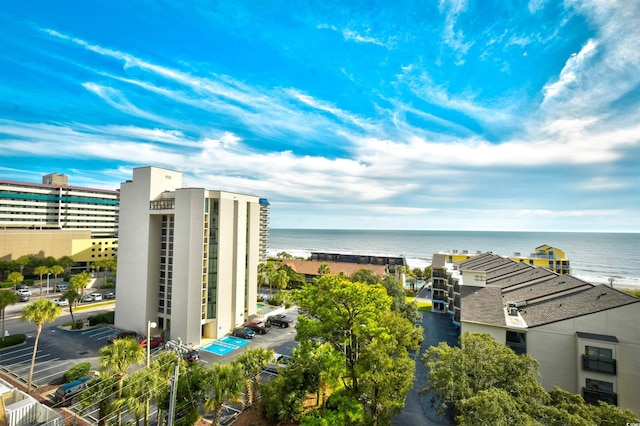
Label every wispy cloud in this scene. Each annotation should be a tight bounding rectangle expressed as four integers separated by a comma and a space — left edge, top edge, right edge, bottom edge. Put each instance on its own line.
439, 0, 474, 64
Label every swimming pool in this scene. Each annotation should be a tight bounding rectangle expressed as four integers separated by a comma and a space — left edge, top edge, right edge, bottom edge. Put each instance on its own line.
200, 335, 251, 356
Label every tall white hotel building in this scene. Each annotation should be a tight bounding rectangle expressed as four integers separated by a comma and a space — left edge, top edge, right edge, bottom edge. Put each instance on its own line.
115, 166, 262, 345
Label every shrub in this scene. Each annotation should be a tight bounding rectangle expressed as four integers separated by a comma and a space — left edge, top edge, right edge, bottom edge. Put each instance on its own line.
88, 311, 115, 326
0, 334, 26, 349
63, 362, 91, 383
72, 320, 84, 330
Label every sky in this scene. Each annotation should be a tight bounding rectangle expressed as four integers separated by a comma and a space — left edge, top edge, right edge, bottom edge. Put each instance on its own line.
0, 1, 638, 232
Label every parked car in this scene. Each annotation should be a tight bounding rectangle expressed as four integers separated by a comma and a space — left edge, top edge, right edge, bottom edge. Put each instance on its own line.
81, 294, 94, 303
232, 327, 255, 339
53, 298, 69, 307
107, 330, 138, 344
183, 349, 200, 363
18, 294, 30, 302
55, 283, 68, 292
104, 292, 115, 300
90, 293, 102, 301
265, 314, 293, 328
139, 335, 165, 349
243, 320, 270, 334
264, 353, 292, 374
16, 288, 31, 297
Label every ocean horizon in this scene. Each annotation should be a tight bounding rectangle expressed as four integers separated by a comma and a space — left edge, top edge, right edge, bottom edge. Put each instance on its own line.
268, 228, 640, 289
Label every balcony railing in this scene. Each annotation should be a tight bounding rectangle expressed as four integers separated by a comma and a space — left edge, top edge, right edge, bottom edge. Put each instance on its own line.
433, 281, 448, 291
432, 272, 448, 279
453, 283, 460, 293
433, 294, 448, 302
583, 388, 617, 406
582, 355, 617, 375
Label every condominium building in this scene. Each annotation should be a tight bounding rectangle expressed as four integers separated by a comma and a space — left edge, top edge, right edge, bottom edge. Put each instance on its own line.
115, 166, 261, 346
0, 174, 119, 263
439, 244, 571, 274
431, 252, 640, 413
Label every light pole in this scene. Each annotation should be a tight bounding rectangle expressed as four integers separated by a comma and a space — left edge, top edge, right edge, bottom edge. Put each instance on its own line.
146, 320, 157, 367
46, 273, 51, 294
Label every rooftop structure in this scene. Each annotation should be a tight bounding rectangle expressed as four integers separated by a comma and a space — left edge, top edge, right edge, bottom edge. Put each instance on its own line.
440, 244, 571, 274
281, 259, 388, 283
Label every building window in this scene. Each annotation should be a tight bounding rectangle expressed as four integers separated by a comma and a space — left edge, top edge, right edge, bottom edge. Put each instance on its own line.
583, 346, 616, 375
506, 331, 526, 354
583, 379, 617, 406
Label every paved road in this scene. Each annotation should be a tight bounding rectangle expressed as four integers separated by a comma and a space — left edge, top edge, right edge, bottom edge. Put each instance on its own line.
392, 311, 458, 426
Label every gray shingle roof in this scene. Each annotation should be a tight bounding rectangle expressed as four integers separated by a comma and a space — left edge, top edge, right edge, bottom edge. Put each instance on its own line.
460, 285, 505, 326
503, 275, 591, 302
431, 253, 446, 269
520, 285, 640, 327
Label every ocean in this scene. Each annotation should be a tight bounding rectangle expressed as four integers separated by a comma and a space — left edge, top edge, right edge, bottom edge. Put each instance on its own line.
268, 229, 640, 289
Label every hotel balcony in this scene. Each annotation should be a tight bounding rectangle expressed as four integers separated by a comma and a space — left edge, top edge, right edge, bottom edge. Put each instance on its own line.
582, 355, 617, 375
433, 280, 448, 291
453, 283, 460, 293
432, 293, 448, 302
583, 388, 617, 406
432, 272, 448, 280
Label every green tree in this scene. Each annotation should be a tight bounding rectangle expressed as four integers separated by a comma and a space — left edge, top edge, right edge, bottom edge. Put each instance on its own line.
295, 275, 392, 393
76, 375, 118, 426
277, 251, 293, 259
271, 268, 289, 294
115, 371, 149, 426
258, 262, 277, 295
50, 264, 64, 289
422, 332, 549, 416
61, 286, 82, 323
381, 275, 420, 323
34, 265, 50, 296
100, 338, 145, 426
318, 263, 331, 276
70, 271, 92, 298
293, 341, 345, 406
348, 268, 381, 284
7, 271, 24, 291
21, 299, 61, 392
158, 360, 209, 426
15, 256, 30, 274
57, 255, 75, 272
0, 290, 19, 340
204, 362, 245, 426
236, 347, 275, 407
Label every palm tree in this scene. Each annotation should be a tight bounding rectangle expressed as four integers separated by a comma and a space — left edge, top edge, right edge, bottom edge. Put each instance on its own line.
21, 299, 61, 392
236, 348, 275, 407
76, 375, 118, 426
50, 264, 64, 289
61, 287, 81, 322
318, 263, 331, 276
115, 372, 148, 426
7, 271, 24, 292
258, 262, 276, 295
70, 271, 92, 298
100, 338, 145, 426
0, 290, 19, 340
34, 265, 50, 296
204, 362, 245, 426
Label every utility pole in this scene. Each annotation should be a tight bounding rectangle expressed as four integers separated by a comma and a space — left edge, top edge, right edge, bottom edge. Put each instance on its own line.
163, 338, 193, 426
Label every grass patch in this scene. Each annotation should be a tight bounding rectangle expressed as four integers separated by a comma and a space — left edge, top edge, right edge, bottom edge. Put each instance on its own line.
418, 305, 432, 312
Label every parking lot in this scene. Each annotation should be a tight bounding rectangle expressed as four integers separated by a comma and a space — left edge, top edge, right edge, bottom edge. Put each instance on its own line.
0, 323, 117, 388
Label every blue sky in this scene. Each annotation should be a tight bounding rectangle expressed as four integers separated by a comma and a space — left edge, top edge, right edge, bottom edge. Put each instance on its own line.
1, 1, 638, 232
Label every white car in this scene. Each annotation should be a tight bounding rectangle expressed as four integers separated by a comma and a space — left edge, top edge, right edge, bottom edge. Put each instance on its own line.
16, 288, 32, 297
90, 293, 102, 301
54, 298, 69, 307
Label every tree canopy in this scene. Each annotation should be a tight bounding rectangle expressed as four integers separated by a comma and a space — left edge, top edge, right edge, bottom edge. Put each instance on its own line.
422, 332, 640, 425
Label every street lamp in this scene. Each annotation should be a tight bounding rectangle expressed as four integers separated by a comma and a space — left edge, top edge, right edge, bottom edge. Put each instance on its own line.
146, 320, 157, 367
46, 273, 51, 294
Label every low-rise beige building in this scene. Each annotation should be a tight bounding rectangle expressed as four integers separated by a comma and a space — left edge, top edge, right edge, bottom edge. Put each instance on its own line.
432, 252, 640, 414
